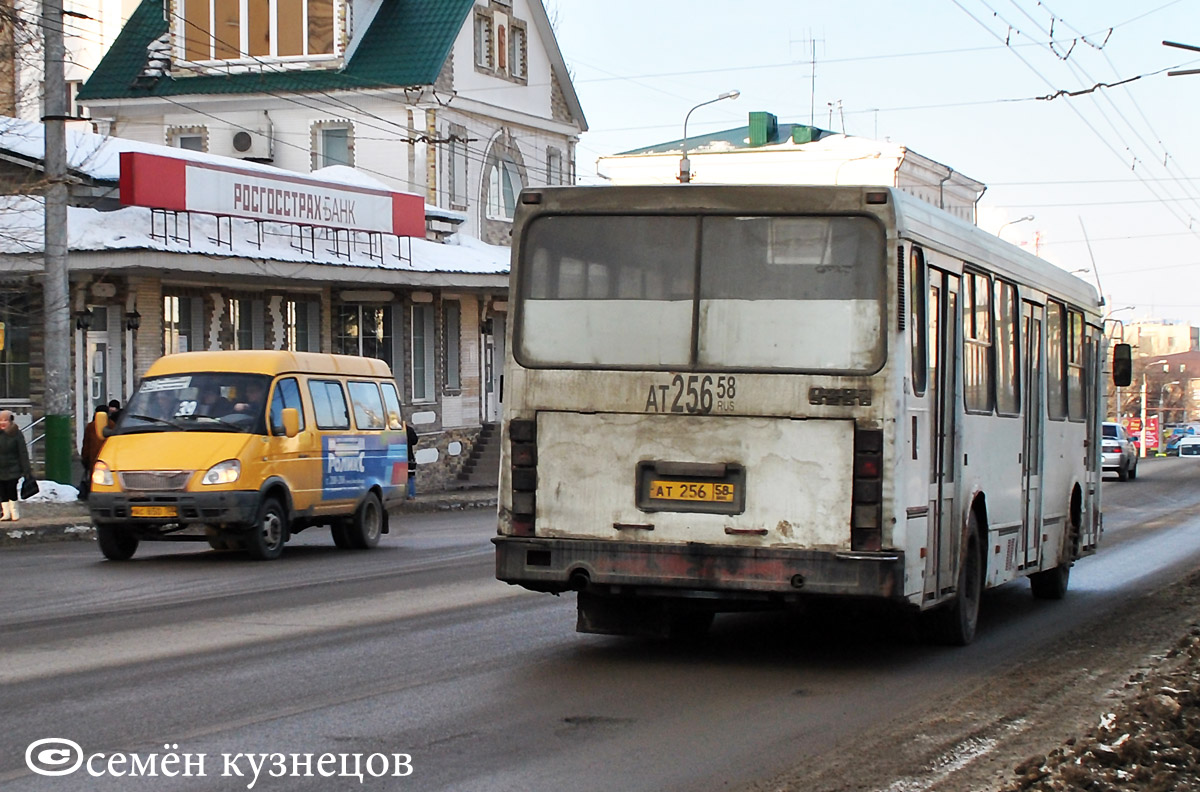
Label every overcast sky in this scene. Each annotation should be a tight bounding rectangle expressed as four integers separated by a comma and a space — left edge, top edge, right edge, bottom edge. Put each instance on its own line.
549, 0, 1200, 327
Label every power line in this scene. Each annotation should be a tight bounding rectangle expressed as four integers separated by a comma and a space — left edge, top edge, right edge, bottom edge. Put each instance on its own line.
952, 0, 1200, 243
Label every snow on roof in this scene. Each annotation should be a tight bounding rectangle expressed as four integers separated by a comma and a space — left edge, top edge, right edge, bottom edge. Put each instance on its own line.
0, 116, 426, 196
0, 195, 508, 275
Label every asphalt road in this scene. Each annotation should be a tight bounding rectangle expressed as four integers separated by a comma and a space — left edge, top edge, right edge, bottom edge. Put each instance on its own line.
2, 459, 1199, 791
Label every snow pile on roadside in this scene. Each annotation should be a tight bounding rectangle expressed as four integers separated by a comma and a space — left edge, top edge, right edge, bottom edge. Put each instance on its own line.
21, 478, 81, 503
1001, 577, 1200, 792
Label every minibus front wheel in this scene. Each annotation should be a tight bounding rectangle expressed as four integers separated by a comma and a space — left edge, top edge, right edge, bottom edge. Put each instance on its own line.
97, 524, 138, 561
246, 497, 286, 560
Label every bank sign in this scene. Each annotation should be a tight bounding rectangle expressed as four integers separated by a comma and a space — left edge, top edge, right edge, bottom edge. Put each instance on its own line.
118, 151, 425, 237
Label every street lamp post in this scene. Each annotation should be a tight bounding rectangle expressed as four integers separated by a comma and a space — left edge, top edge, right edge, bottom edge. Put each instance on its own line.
997, 215, 1034, 238
679, 90, 740, 184
1160, 380, 1181, 453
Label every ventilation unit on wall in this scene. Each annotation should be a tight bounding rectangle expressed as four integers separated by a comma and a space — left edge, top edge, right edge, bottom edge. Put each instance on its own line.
216, 116, 274, 161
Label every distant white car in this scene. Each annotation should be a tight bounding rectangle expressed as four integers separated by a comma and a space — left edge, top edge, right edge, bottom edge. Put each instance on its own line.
1101, 422, 1138, 481
1177, 436, 1200, 458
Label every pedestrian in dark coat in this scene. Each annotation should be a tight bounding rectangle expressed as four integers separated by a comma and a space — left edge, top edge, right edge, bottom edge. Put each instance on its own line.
0, 410, 32, 521
80, 405, 108, 499
406, 421, 419, 498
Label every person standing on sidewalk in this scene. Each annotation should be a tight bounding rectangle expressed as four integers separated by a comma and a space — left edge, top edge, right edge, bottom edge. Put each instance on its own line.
0, 409, 32, 521
79, 405, 108, 500
406, 420, 419, 499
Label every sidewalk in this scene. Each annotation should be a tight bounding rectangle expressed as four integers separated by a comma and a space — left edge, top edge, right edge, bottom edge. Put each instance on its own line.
0, 487, 498, 548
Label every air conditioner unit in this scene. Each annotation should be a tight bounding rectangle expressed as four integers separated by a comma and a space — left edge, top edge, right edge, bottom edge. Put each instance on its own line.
228, 127, 273, 161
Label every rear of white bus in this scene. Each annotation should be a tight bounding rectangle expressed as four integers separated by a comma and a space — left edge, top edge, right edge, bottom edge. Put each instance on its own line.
494, 185, 902, 637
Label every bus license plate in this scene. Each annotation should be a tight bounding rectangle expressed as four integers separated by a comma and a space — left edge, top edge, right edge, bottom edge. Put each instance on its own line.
131, 505, 177, 518
648, 480, 735, 503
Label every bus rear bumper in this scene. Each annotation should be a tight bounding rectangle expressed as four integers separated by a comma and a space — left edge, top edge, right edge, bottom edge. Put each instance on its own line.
493, 536, 904, 601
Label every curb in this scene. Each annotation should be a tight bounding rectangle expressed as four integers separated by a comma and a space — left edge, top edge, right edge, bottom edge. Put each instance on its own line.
0, 494, 498, 548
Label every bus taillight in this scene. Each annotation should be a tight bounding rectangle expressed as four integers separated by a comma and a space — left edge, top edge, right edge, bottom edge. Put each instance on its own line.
509, 419, 537, 536
852, 428, 883, 551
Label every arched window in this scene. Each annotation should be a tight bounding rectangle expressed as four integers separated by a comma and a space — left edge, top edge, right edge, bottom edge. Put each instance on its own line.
486, 156, 523, 220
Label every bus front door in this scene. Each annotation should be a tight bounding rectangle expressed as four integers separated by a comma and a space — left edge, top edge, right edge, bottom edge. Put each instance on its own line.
1021, 302, 1045, 569
927, 270, 962, 601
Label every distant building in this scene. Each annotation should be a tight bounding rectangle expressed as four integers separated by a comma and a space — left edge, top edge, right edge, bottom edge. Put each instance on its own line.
1129, 321, 1199, 359
596, 111, 986, 224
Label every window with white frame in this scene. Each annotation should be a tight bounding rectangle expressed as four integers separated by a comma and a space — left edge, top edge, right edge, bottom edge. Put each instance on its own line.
473, 2, 527, 82
444, 301, 461, 391
473, 10, 492, 69
0, 293, 31, 400
311, 122, 353, 169
411, 304, 435, 401
334, 303, 394, 370
446, 125, 469, 209
285, 299, 320, 352
66, 80, 89, 119
169, 125, 207, 152
486, 155, 522, 221
508, 20, 527, 81
228, 296, 261, 349
163, 293, 204, 354
179, 0, 337, 63
546, 147, 563, 185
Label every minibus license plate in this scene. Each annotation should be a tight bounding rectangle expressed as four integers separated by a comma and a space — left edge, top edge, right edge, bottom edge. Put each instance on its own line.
648, 480, 735, 503
131, 505, 177, 518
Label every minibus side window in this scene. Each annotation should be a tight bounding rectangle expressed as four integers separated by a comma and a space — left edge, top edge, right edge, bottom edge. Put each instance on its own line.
269, 378, 305, 435
348, 381, 386, 430
310, 380, 351, 430
381, 382, 404, 430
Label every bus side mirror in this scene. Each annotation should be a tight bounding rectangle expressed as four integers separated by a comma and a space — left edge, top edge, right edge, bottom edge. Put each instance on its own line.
1112, 343, 1132, 387
281, 408, 300, 438
95, 411, 111, 437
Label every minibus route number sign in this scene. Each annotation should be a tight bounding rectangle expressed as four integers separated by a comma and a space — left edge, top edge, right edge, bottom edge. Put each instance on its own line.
644, 374, 736, 414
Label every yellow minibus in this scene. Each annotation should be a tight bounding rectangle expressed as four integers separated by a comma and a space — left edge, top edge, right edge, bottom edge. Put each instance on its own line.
88, 351, 410, 560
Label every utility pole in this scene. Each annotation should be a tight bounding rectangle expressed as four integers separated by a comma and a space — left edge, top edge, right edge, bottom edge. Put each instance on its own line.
42, 0, 72, 483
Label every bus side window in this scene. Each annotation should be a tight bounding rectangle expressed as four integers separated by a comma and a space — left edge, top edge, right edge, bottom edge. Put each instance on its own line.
1046, 301, 1068, 421
994, 279, 1020, 416
381, 381, 404, 430
910, 247, 927, 396
310, 380, 351, 430
348, 381, 386, 430
1067, 309, 1086, 420
963, 269, 994, 413
269, 378, 305, 435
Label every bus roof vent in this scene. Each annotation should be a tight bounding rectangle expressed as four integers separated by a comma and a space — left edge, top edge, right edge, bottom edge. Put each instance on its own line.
749, 112, 778, 147
792, 125, 817, 145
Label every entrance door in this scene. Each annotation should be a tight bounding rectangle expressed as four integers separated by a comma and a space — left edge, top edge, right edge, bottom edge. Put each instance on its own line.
1080, 326, 1101, 551
484, 313, 506, 423
1021, 302, 1044, 569
926, 270, 961, 600
87, 331, 110, 410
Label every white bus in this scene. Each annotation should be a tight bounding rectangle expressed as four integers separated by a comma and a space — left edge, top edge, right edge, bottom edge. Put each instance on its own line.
494, 184, 1130, 645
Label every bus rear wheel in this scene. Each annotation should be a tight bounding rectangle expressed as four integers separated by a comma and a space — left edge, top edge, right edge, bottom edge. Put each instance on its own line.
346, 493, 383, 549
1030, 563, 1070, 600
926, 515, 983, 646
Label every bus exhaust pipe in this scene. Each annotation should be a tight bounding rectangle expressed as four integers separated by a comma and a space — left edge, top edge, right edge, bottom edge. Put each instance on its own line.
568, 569, 591, 592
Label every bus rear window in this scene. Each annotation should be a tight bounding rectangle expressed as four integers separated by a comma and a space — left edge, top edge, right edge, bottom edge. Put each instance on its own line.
516, 214, 885, 373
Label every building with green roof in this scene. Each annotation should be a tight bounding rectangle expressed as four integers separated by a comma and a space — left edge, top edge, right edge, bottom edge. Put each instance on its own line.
81, 0, 587, 245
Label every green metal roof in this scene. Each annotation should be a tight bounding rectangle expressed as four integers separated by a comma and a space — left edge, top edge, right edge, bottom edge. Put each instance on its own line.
79, 0, 476, 101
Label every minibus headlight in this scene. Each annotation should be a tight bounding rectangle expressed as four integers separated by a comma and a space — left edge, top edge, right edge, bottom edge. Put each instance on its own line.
202, 459, 241, 485
91, 460, 114, 487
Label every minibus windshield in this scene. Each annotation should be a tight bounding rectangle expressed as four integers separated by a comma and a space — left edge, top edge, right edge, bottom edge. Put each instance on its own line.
117, 373, 272, 434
